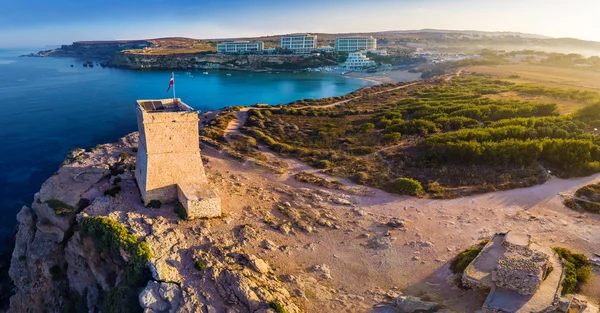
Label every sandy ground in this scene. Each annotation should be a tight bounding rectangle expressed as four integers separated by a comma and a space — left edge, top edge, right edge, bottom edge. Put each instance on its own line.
196, 141, 600, 312
336, 69, 423, 84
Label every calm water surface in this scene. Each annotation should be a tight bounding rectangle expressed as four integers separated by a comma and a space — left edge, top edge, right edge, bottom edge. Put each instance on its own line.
0, 49, 378, 240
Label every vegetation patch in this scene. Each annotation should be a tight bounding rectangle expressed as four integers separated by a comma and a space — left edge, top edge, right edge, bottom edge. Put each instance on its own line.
45, 199, 75, 216
450, 241, 488, 274
79, 217, 151, 313
145, 200, 162, 209
386, 178, 424, 196
174, 202, 188, 220
194, 260, 206, 271
564, 182, 600, 213
104, 186, 122, 197
269, 301, 286, 313
80, 216, 152, 286
552, 247, 592, 294
237, 76, 600, 198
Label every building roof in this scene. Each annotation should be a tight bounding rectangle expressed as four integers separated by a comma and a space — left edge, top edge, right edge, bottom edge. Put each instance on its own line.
137, 99, 195, 113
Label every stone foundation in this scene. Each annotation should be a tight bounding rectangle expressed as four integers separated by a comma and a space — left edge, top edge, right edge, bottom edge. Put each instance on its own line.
177, 184, 221, 219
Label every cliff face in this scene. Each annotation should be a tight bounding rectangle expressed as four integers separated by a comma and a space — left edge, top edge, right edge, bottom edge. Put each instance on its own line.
25, 41, 153, 60
8, 133, 300, 313
107, 53, 337, 70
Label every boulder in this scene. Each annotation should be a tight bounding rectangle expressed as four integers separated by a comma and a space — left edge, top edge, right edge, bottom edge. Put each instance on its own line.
395, 295, 438, 313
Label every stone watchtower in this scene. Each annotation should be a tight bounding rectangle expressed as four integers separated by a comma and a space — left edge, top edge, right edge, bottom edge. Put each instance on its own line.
135, 98, 221, 218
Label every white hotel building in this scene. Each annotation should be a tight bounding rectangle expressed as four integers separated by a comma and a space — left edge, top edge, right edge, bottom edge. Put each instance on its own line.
280, 34, 317, 54
335, 36, 377, 52
342, 52, 376, 69
217, 41, 264, 54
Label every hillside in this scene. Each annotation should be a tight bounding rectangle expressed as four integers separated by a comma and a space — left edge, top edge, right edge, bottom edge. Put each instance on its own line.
201, 72, 600, 198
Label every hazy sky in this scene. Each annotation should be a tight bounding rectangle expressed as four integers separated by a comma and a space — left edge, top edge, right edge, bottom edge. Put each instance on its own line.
1, 0, 599, 48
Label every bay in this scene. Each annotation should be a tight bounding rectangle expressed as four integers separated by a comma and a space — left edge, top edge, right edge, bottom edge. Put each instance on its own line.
0, 49, 377, 239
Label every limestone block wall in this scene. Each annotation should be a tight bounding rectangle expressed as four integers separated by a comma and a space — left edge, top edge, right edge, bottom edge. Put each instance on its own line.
177, 184, 221, 219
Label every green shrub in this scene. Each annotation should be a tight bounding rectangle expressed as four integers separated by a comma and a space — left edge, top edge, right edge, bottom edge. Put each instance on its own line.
359, 123, 375, 133
386, 178, 424, 196
146, 200, 162, 209
349, 146, 376, 155
382, 132, 401, 144
174, 202, 188, 220
315, 160, 332, 169
451, 247, 483, 274
104, 186, 122, 197
50, 265, 62, 281
80, 216, 152, 287
552, 247, 592, 294
45, 199, 75, 216
194, 260, 206, 271
354, 172, 370, 183
269, 301, 286, 313
113, 177, 122, 185
119, 152, 128, 160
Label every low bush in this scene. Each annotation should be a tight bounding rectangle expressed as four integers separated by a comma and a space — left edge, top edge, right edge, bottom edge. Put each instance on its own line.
194, 260, 206, 271
104, 186, 122, 197
80, 217, 152, 287
552, 247, 592, 294
386, 178, 424, 196
269, 301, 286, 313
146, 200, 162, 209
174, 202, 188, 220
451, 246, 484, 274
315, 160, 332, 169
382, 132, 401, 144
45, 199, 75, 216
113, 177, 122, 185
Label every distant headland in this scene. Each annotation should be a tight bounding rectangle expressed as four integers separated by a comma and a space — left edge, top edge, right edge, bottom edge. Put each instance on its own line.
22, 29, 600, 72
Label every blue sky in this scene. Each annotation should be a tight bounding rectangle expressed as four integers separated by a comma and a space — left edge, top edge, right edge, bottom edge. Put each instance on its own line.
1, 0, 599, 47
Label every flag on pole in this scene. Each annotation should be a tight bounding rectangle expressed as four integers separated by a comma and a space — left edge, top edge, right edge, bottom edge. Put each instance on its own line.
166, 72, 174, 92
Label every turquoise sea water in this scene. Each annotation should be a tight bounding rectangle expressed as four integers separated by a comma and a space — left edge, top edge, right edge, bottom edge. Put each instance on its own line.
0, 49, 377, 239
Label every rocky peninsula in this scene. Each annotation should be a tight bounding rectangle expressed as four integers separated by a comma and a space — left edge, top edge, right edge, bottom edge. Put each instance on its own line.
8, 127, 600, 312
23, 39, 338, 71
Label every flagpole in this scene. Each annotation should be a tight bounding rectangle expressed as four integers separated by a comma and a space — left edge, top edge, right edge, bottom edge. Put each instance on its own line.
172, 72, 176, 103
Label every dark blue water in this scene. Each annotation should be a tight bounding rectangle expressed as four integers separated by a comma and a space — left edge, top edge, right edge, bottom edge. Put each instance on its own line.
0, 49, 375, 239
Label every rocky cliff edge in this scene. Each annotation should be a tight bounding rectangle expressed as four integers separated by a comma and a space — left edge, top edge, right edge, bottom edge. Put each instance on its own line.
8, 133, 300, 313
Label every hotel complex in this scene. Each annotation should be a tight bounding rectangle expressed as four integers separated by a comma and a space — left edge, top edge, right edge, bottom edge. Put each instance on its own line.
217, 41, 264, 54
280, 34, 318, 54
342, 52, 376, 69
335, 36, 377, 52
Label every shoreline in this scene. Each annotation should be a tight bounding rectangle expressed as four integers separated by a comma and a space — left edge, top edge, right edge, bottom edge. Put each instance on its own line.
327, 68, 423, 84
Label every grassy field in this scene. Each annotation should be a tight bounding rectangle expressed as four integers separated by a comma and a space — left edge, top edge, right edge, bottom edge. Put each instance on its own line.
465, 64, 600, 92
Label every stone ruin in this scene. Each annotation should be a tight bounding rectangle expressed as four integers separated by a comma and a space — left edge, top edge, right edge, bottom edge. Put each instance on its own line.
135, 98, 221, 218
492, 235, 551, 296
462, 232, 598, 313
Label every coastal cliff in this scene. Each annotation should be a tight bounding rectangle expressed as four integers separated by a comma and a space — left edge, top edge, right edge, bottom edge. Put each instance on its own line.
25, 40, 337, 71
107, 53, 336, 71
8, 133, 300, 313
